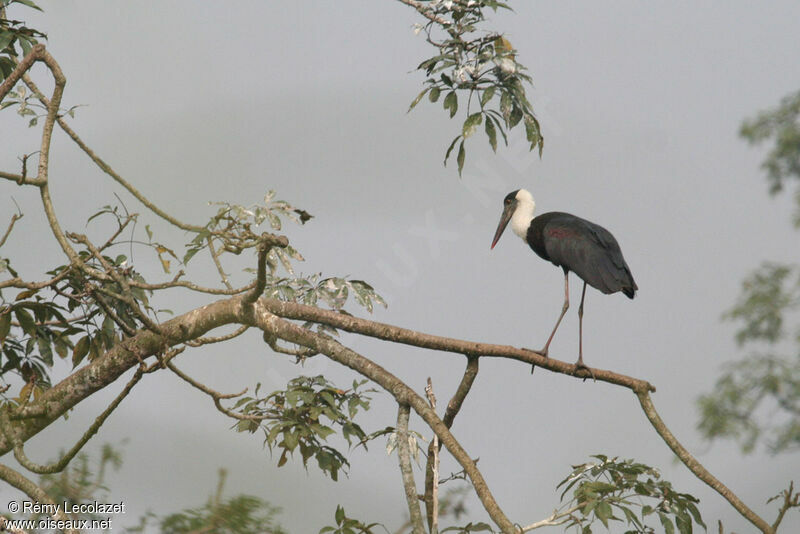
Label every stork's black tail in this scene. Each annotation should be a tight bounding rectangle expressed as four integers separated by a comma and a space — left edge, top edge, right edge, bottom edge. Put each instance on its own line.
622, 273, 638, 299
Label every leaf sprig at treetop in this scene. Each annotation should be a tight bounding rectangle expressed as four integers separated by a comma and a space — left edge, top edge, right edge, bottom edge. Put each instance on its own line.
407, 0, 543, 175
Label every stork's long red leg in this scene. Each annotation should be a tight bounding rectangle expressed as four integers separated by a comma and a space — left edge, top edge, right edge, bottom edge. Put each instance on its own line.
540, 270, 570, 356
577, 281, 587, 366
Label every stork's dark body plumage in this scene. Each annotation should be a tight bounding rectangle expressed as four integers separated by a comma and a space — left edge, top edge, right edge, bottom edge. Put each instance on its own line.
527, 212, 637, 299
490, 189, 637, 371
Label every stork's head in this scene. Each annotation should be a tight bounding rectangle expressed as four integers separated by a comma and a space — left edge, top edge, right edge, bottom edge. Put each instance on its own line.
490, 189, 536, 249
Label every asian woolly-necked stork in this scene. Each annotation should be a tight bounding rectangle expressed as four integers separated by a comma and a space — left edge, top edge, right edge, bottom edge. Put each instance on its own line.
490, 189, 637, 371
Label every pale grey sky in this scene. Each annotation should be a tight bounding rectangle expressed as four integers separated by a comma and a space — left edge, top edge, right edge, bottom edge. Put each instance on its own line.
2, 1, 799, 533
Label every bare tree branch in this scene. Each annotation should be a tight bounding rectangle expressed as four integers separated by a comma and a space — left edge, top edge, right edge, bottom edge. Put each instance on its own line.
185, 325, 249, 347
262, 299, 655, 393
0, 285, 770, 533
18, 72, 205, 233
423, 358, 479, 530
244, 233, 289, 303
253, 308, 518, 534
636, 391, 774, 534
519, 505, 581, 532
396, 403, 426, 534
166, 360, 276, 422
0, 212, 22, 248
771, 481, 799, 531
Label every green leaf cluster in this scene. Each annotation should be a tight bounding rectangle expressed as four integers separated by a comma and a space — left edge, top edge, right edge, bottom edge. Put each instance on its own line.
1, 209, 158, 394
698, 354, 800, 454
408, 1, 543, 175
698, 260, 800, 454
156, 494, 287, 534
740, 90, 800, 227
263, 274, 387, 318
184, 191, 309, 268
557, 455, 706, 534
233, 376, 374, 481
319, 505, 381, 534
723, 263, 800, 346
0, 0, 45, 82
441, 521, 493, 532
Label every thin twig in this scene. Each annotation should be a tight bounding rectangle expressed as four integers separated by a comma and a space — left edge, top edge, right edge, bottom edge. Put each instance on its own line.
0, 367, 143, 475
0, 212, 22, 248
207, 235, 233, 290
771, 480, 799, 531
20, 72, 205, 233
519, 505, 581, 532
166, 360, 273, 422
185, 325, 249, 347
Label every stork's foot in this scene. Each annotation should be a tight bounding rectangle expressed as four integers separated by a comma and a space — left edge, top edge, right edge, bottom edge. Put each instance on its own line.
523, 346, 548, 375
573, 361, 596, 381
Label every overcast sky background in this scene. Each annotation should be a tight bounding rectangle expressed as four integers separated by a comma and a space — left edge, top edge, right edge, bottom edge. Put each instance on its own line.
2, 1, 800, 533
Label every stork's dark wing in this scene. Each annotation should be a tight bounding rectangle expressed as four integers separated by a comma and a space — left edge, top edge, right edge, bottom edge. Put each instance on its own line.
537, 212, 637, 298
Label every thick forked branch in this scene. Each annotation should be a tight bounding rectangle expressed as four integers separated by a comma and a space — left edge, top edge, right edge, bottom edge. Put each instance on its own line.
0, 46, 107, 275
251, 308, 519, 534
771, 481, 799, 532
0, 289, 770, 533
0, 296, 248, 454
425, 358, 479, 530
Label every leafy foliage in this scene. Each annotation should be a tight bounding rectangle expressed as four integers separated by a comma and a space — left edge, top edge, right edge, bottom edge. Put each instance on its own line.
1, 219, 155, 394
0, 0, 45, 82
557, 455, 706, 534
184, 191, 308, 268
319, 505, 383, 534
698, 90, 800, 456
698, 353, 800, 454
30, 450, 288, 534
0, 84, 81, 126
740, 90, 800, 227
23, 443, 122, 525
440, 521, 494, 533
407, 0, 543, 175
264, 274, 387, 333
154, 495, 286, 534
723, 263, 800, 346
233, 376, 374, 481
